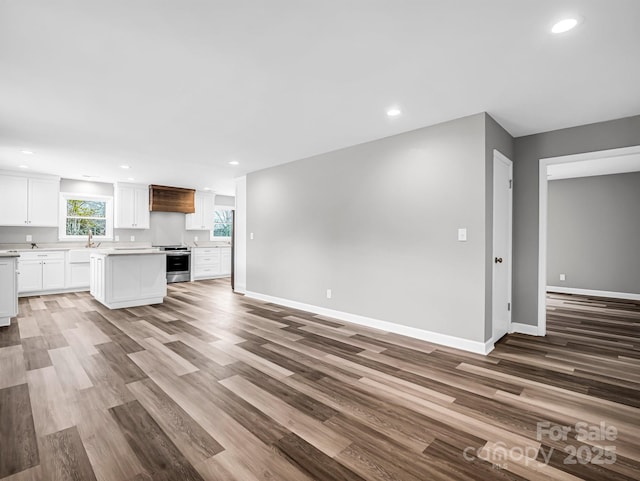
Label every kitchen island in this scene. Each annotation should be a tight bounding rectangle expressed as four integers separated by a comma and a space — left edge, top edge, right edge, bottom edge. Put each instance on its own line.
90, 249, 167, 309
0, 252, 19, 327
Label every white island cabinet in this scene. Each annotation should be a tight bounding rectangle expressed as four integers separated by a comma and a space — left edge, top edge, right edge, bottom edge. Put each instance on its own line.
90, 249, 166, 309
0, 253, 19, 327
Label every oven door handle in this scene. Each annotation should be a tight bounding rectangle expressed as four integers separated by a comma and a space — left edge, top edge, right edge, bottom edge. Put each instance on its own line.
165, 252, 191, 256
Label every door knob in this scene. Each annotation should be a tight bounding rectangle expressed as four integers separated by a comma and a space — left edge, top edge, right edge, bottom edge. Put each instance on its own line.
495, 257, 503, 264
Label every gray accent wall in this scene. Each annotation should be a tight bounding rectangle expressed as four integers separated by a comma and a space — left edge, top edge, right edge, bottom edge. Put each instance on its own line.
547, 172, 640, 294
247, 113, 490, 343
513, 115, 640, 326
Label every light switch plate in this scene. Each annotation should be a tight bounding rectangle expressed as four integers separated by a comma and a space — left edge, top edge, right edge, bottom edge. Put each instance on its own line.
130, 235, 135, 242
458, 228, 467, 241
560, 274, 566, 281
250, 233, 254, 240
194, 236, 198, 242
326, 289, 332, 299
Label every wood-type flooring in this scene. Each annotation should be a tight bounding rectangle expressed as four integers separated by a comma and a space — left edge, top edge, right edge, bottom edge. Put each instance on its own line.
0, 281, 639, 480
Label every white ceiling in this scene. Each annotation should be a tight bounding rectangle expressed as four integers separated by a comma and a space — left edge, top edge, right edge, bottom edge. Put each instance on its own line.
1, 1, 639, 195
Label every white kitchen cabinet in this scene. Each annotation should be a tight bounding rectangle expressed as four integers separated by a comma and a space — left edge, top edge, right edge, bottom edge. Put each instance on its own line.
0, 175, 28, 225
90, 251, 166, 309
18, 251, 66, 294
114, 183, 150, 229
0, 172, 59, 227
67, 250, 91, 289
192, 247, 220, 279
185, 191, 214, 231
192, 246, 231, 280
28, 177, 60, 226
220, 247, 232, 275
0, 256, 19, 327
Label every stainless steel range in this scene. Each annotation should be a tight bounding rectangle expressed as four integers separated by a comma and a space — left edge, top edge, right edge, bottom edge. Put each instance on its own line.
157, 246, 191, 283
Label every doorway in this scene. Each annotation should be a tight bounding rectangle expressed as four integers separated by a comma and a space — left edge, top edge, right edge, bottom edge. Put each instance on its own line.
537, 145, 640, 335
492, 150, 513, 342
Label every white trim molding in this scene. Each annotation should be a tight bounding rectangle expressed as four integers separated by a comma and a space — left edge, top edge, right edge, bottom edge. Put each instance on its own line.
538, 144, 640, 337
245, 291, 495, 355
510, 322, 540, 336
547, 286, 640, 301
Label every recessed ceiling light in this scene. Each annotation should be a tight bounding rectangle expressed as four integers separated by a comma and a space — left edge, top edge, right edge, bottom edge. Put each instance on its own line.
552, 18, 579, 34
386, 108, 401, 117
228, 161, 239, 165
21, 150, 33, 155
18, 164, 29, 169
203, 187, 212, 191
120, 164, 131, 169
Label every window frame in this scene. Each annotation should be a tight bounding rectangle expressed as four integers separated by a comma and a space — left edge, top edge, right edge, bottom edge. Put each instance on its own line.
210, 206, 233, 241
58, 192, 114, 241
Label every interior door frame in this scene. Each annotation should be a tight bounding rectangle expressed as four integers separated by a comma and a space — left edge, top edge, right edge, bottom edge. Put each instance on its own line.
537, 144, 640, 335
492, 149, 513, 339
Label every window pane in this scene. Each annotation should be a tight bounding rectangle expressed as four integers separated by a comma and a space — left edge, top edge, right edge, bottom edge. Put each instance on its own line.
67, 199, 106, 218
214, 210, 233, 223
213, 223, 232, 237
66, 218, 106, 236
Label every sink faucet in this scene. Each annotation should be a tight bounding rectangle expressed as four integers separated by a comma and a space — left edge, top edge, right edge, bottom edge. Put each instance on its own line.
86, 229, 95, 248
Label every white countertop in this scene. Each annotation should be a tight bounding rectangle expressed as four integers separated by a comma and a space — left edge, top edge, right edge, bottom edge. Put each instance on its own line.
91, 248, 164, 256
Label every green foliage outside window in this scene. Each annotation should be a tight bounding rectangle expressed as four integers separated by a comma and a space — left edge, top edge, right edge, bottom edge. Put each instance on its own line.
66, 199, 107, 236
213, 209, 233, 237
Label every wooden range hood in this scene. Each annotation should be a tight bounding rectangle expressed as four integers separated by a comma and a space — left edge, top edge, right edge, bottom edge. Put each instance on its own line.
149, 185, 196, 213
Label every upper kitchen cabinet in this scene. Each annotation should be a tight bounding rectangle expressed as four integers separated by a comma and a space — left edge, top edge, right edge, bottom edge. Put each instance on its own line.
0, 172, 60, 226
185, 191, 214, 230
114, 183, 150, 229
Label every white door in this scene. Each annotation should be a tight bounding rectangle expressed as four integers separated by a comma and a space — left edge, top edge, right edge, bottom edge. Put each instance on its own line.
0, 175, 29, 226
492, 150, 513, 342
42, 259, 66, 290
18, 260, 43, 292
134, 186, 150, 229
115, 184, 136, 228
28, 178, 60, 226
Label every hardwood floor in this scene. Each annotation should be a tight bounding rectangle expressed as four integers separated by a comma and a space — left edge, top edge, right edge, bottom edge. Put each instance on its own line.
1, 282, 639, 480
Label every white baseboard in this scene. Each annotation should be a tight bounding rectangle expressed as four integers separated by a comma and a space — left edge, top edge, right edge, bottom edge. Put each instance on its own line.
244, 291, 494, 355
547, 286, 640, 301
510, 322, 539, 336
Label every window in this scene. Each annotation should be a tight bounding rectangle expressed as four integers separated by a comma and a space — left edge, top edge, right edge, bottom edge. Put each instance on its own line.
211, 208, 233, 239
59, 193, 113, 240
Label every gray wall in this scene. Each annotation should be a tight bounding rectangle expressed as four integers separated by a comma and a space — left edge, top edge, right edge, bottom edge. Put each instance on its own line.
484, 114, 515, 340
247, 113, 489, 343
547, 172, 640, 294
513, 115, 640, 326
215, 194, 235, 207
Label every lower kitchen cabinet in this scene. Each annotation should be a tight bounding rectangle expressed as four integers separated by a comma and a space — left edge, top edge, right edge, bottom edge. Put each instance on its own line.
192, 246, 231, 280
18, 251, 66, 294
0, 256, 18, 327
67, 249, 91, 289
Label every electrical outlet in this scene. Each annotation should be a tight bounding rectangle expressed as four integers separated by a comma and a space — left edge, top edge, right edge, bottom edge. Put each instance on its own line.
458, 228, 467, 241
130, 235, 135, 242
115, 235, 120, 242
26, 234, 32, 242
194, 236, 198, 242
326, 289, 332, 299
250, 232, 254, 240
560, 274, 566, 281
